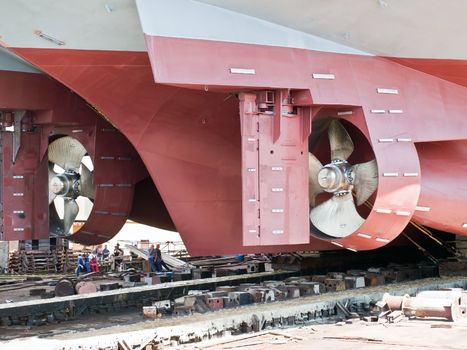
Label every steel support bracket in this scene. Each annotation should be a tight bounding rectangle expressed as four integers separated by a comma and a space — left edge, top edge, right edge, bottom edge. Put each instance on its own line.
12, 110, 26, 164
240, 90, 311, 246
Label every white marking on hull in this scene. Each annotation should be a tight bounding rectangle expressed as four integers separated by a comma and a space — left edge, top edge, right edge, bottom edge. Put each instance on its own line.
377, 88, 399, 94
312, 73, 335, 79
230, 68, 256, 75
415, 206, 430, 212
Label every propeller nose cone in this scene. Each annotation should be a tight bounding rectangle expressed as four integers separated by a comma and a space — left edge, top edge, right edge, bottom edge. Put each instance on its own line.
317, 164, 345, 193
50, 175, 66, 195
49, 172, 79, 198
318, 167, 337, 189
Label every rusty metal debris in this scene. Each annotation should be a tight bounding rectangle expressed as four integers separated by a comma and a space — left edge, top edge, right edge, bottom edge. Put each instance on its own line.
402, 297, 460, 321
141, 265, 435, 321
378, 287, 467, 322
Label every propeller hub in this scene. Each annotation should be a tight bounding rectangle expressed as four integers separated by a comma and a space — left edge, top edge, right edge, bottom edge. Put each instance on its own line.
318, 166, 340, 192
317, 161, 352, 193
50, 172, 80, 198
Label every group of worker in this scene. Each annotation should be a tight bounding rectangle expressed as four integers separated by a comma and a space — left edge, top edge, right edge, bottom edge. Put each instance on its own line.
75, 244, 111, 277
76, 243, 170, 277
148, 243, 171, 272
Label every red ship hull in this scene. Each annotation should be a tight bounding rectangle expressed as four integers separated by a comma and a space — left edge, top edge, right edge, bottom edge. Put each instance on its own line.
0, 35, 464, 255
0, 0, 466, 255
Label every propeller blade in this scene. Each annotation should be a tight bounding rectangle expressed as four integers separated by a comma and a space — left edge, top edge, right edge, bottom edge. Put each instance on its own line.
48, 162, 57, 204
352, 159, 378, 206
48, 136, 86, 171
49, 202, 64, 236
80, 163, 96, 200
63, 198, 79, 235
310, 192, 364, 238
328, 120, 354, 161
308, 152, 323, 207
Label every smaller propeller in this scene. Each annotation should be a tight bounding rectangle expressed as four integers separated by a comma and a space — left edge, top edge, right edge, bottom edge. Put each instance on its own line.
309, 120, 378, 238
48, 137, 95, 236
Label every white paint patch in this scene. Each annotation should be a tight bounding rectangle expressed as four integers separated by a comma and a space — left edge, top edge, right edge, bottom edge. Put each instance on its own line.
377, 88, 399, 94
415, 206, 431, 212
312, 73, 335, 79
403, 172, 418, 177
230, 68, 256, 75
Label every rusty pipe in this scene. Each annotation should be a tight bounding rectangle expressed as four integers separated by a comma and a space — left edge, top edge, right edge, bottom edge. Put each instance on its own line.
382, 293, 409, 311
402, 297, 460, 321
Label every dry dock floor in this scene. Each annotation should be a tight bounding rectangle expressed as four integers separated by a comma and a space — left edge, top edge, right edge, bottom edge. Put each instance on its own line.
2, 276, 467, 349
188, 319, 467, 350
